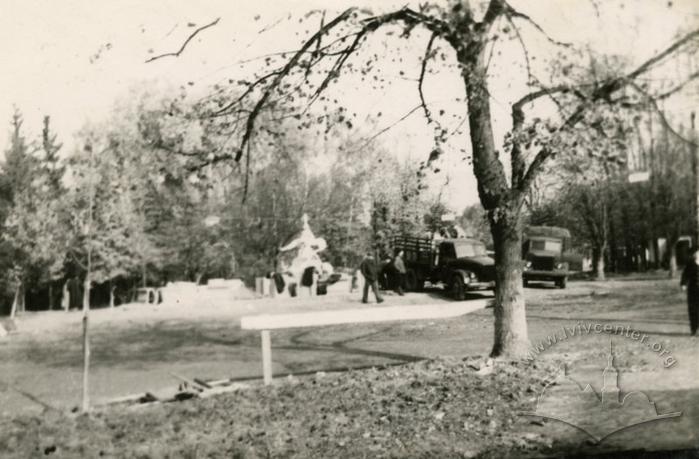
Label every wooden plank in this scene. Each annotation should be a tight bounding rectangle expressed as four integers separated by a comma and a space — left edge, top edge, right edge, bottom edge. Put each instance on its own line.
193, 378, 213, 389
168, 372, 206, 391
100, 393, 147, 406
261, 330, 273, 385
240, 300, 488, 331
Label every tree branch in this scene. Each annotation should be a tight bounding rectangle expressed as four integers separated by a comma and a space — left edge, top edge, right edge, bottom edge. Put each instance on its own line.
626, 29, 699, 81
235, 8, 357, 162
518, 28, 699, 193
656, 69, 699, 100
146, 18, 221, 63
504, 2, 572, 48
234, 6, 454, 168
418, 32, 437, 123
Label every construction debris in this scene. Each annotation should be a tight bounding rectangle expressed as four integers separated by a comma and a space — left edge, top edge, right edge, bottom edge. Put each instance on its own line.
99, 377, 250, 409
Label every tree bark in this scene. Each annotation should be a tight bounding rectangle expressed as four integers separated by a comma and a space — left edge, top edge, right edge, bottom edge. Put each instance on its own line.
460, 36, 529, 359
18, 284, 25, 314
82, 273, 90, 413
9, 283, 20, 319
62, 281, 70, 312
109, 282, 115, 308
48, 282, 54, 311
592, 244, 606, 281
668, 240, 678, 278
489, 208, 529, 358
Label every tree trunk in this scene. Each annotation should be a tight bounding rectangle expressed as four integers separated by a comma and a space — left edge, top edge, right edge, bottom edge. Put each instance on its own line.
592, 244, 606, 281
489, 209, 529, 358
142, 262, 147, 288
109, 282, 115, 308
459, 37, 529, 359
609, 218, 618, 273
9, 283, 20, 319
18, 284, 25, 314
669, 244, 678, 278
82, 274, 91, 413
62, 281, 70, 312
48, 282, 54, 311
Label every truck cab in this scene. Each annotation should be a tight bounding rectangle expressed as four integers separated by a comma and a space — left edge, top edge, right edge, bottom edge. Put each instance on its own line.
394, 236, 495, 300
436, 239, 496, 300
522, 227, 571, 288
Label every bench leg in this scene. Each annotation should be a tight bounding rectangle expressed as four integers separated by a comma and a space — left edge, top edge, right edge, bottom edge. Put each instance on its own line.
261, 330, 272, 385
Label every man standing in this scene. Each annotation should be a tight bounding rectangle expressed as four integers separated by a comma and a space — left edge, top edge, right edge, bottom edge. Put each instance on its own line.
360, 253, 383, 304
393, 250, 406, 296
680, 250, 699, 336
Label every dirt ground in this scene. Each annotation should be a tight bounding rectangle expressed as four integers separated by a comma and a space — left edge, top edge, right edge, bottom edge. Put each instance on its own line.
1, 274, 698, 456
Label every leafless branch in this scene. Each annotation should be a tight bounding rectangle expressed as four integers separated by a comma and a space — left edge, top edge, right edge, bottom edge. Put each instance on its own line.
145, 18, 221, 63
211, 69, 283, 117
235, 8, 357, 162
629, 81, 697, 147
626, 29, 699, 81
418, 32, 437, 122
504, 2, 572, 48
346, 104, 423, 155
656, 69, 699, 100
306, 29, 367, 109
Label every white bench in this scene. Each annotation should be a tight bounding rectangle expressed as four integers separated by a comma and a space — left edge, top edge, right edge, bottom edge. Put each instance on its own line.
240, 300, 489, 385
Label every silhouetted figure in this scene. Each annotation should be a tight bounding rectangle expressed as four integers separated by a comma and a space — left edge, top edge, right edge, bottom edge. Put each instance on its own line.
680, 250, 699, 336
393, 250, 406, 296
359, 253, 383, 304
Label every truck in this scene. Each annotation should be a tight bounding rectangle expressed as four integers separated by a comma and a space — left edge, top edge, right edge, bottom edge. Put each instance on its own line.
392, 236, 496, 300
522, 226, 571, 289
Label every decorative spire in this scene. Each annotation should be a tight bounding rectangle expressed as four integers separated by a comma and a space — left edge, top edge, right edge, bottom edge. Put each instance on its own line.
601, 338, 620, 404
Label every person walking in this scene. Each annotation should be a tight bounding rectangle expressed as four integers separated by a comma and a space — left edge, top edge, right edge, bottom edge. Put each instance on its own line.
360, 253, 383, 304
680, 249, 699, 336
393, 250, 406, 296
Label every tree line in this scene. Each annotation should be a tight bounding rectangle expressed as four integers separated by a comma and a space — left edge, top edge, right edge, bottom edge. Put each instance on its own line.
0, 92, 450, 317
525, 108, 694, 280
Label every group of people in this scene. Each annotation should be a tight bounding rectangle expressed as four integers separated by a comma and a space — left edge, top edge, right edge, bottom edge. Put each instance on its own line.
355, 250, 407, 304
352, 246, 699, 333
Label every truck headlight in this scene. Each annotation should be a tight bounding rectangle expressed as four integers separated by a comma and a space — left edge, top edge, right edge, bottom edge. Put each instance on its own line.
555, 263, 567, 270
469, 272, 477, 280
525, 261, 532, 270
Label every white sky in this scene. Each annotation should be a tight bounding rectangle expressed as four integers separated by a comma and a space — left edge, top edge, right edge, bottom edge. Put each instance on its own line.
1, 0, 697, 210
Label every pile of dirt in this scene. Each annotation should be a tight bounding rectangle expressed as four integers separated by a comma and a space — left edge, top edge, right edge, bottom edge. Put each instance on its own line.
0, 357, 565, 458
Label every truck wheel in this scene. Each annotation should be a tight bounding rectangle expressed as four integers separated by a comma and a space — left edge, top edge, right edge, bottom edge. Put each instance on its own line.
556, 277, 567, 289
451, 275, 466, 301
405, 270, 417, 292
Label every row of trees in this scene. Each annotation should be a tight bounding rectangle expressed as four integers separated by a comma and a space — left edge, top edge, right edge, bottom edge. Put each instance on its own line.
526, 110, 695, 280
0, 93, 448, 316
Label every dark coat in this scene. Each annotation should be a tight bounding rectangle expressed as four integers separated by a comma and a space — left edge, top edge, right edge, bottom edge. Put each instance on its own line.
681, 262, 699, 293
301, 267, 316, 287
360, 257, 379, 282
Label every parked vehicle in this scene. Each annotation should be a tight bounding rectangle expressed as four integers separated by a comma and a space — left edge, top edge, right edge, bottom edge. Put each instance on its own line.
522, 226, 571, 288
392, 236, 495, 300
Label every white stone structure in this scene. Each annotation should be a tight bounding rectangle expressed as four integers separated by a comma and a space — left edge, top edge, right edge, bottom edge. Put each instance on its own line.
277, 214, 331, 296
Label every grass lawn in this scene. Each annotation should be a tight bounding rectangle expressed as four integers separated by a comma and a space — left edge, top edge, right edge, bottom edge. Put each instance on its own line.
0, 274, 697, 457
